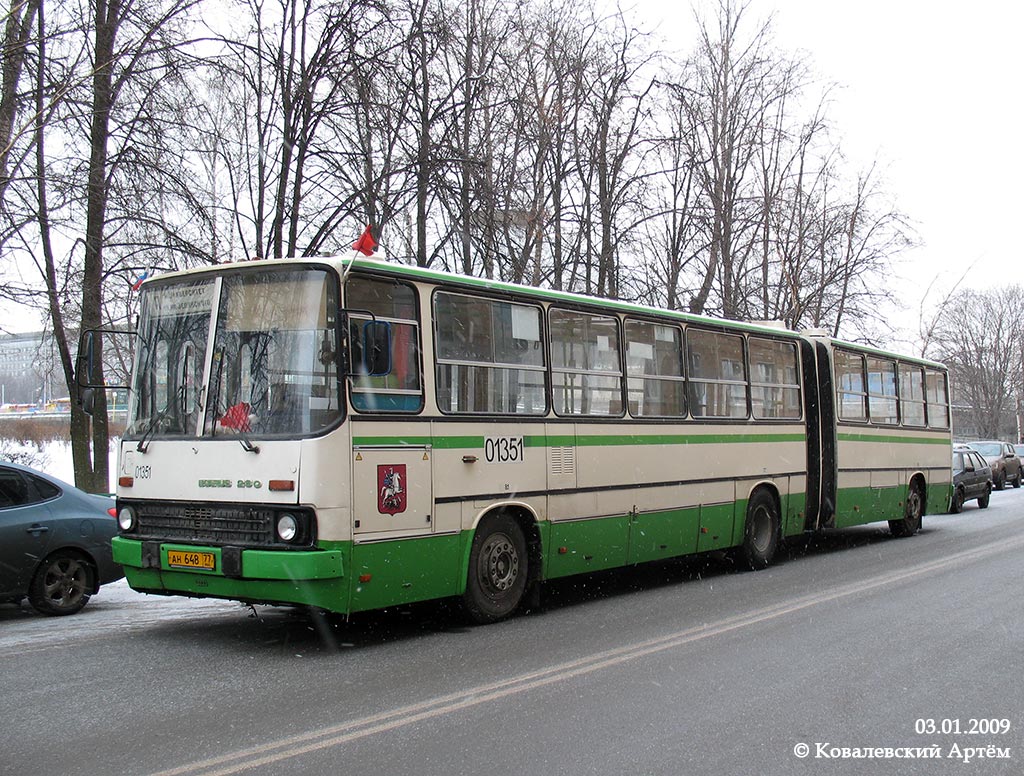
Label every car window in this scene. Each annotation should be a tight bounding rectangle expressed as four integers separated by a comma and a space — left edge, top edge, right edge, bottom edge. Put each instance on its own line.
0, 468, 32, 508
27, 474, 61, 501
972, 443, 1001, 457
971, 453, 986, 470
953, 453, 964, 473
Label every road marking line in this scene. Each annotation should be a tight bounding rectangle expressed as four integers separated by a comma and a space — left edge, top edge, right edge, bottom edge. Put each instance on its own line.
150, 533, 1024, 776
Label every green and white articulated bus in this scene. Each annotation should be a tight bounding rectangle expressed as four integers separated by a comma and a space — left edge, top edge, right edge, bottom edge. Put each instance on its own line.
106, 257, 952, 622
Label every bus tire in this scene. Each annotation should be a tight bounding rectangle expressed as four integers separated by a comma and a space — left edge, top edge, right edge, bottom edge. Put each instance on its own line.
463, 514, 528, 624
739, 489, 779, 570
890, 481, 924, 537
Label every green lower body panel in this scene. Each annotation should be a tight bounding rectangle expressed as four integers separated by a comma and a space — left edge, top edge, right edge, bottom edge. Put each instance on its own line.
927, 483, 952, 515
629, 508, 700, 564
835, 486, 899, 528
113, 488, 815, 615
699, 502, 736, 552
547, 516, 630, 578
783, 492, 807, 537
113, 536, 351, 612
349, 534, 464, 612
122, 566, 350, 610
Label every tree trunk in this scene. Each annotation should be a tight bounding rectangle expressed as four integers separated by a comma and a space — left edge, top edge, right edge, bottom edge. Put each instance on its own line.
74, 0, 122, 493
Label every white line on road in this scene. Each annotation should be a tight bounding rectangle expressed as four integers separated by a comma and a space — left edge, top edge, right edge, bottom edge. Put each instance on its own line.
149, 533, 1024, 776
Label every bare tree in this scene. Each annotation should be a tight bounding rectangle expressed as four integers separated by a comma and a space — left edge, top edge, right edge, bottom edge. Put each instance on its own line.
675, 0, 775, 317
0, 0, 41, 207
0, 0, 204, 490
933, 285, 1024, 439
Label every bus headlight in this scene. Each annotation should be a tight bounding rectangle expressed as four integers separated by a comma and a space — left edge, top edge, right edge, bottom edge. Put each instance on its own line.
118, 506, 136, 532
276, 513, 298, 542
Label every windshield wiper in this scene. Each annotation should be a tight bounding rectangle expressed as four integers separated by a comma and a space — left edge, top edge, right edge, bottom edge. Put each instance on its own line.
135, 409, 169, 453
225, 419, 260, 454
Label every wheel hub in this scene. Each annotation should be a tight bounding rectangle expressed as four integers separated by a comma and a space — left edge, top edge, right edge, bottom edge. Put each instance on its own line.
481, 534, 519, 592
752, 506, 772, 553
44, 560, 85, 605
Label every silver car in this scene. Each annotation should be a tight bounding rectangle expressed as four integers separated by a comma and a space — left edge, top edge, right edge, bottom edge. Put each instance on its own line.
0, 461, 123, 615
966, 441, 1022, 491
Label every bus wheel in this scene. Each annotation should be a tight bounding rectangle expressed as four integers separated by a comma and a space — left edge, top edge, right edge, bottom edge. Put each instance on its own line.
739, 489, 779, 570
463, 514, 528, 624
890, 482, 923, 537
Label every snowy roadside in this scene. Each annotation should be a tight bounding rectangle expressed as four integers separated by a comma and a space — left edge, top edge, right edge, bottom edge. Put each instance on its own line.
0, 579, 249, 652
1, 437, 118, 491
43, 438, 119, 491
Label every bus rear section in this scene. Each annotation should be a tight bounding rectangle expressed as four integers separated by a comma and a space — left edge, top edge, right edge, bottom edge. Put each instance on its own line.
809, 338, 952, 535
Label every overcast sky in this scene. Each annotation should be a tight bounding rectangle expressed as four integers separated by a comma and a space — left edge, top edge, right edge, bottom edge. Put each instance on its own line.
644, 0, 1024, 341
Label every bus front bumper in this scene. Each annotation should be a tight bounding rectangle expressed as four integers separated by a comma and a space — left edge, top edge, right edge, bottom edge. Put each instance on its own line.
111, 536, 348, 610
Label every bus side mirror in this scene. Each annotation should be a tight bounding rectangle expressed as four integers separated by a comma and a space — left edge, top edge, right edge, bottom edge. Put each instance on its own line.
80, 387, 96, 415
362, 321, 392, 377
77, 330, 97, 388
75, 327, 135, 416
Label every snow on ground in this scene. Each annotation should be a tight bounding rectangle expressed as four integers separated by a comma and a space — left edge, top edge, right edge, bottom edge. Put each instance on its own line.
0, 579, 249, 652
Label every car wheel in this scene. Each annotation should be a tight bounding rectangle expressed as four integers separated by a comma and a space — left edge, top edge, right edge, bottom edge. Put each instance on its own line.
978, 485, 991, 509
1014, 472, 1021, 489
27, 551, 96, 616
950, 487, 965, 514
890, 481, 924, 537
995, 472, 1005, 491
462, 514, 528, 624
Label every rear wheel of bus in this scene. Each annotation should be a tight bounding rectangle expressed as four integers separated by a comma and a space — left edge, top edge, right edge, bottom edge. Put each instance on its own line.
463, 513, 528, 624
738, 488, 779, 570
890, 480, 924, 537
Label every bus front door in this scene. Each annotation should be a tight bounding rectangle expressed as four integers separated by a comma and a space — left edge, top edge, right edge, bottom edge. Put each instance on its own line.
352, 445, 434, 535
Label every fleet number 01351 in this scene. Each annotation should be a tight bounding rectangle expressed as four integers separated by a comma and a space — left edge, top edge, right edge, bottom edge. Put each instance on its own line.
484, 436, 524, 463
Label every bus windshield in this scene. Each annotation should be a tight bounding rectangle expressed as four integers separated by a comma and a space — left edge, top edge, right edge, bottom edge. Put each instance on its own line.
126, 267, 342, 441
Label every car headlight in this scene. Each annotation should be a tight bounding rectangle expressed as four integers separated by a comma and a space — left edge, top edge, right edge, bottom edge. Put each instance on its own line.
118, 506, 136, 531
276, 513, 298, 542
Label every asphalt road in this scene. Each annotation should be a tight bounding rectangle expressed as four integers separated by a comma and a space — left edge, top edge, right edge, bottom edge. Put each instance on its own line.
2, 489, 1022, 776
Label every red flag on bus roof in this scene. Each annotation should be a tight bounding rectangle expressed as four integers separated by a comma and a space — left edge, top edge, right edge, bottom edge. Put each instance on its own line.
353, 225, 377, 256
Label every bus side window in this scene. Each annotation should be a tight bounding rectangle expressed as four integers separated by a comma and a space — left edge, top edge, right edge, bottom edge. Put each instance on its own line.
899, 364, 927, 427
346, 276, 423, 413
749, 337, 800, 419
686, 328, 747, 418
550, 309, 623, 417
866, 356, 898, 425
835, 349, 867, 422
434, 292, 546, 415
624, 319, 685, 417
925, 368, 950, 429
